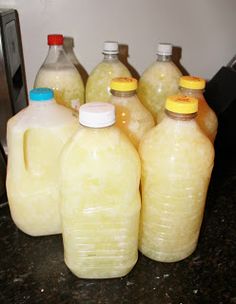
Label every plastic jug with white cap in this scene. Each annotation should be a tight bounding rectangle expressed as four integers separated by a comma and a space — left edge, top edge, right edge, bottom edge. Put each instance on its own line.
60, 102, 141, 278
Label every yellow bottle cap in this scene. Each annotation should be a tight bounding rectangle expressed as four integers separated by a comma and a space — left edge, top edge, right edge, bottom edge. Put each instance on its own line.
110, 77, 137, 91
179, 76, 206, 90
165, 95, 198, 114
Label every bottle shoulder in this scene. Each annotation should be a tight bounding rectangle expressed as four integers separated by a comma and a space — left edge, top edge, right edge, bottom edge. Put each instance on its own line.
88, 59, 131, 79
140, 60, 182, 81
7, 103, 77, 131
140, 118, 214, 154
62, 126, 138, 156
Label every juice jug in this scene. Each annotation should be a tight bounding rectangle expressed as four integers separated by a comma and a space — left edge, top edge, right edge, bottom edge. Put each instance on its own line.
137, 43, 182, 123
86, 41, 131, 102
34, 34, 84, 111
179, 76, 218, 142
60, 102, 141, 278
6, 88, 78, 236
139, 95, 214, 262
110, 77, 155, 149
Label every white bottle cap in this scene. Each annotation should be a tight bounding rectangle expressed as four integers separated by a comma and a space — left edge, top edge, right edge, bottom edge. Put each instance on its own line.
79, 102, 116, 128
157, 43, 173, 55
103, 41, 119, 54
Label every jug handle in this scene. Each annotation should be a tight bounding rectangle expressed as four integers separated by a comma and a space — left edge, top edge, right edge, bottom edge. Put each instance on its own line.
22, 129, 28, 172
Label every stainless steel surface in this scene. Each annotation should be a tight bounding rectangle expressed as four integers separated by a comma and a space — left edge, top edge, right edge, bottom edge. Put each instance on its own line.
0, 9, 28, 153
0, 142, 6, 203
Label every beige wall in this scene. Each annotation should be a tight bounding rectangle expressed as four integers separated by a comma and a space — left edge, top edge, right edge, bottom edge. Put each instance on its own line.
1, 0, 236, 89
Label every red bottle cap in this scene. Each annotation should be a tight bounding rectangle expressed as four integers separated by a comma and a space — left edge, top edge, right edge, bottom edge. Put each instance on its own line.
47, 34, 63, 45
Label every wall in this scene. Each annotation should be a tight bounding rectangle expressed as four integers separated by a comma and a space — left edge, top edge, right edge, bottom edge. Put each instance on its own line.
0, 0, 236, 90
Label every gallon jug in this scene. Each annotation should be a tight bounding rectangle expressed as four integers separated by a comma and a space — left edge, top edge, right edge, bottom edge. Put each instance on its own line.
138, 43, 182, 123
179, 76, 218, 142
34, 34, 84, 111
60, 102, 141, 278
6, 88, 78, 236
86, 41, 131, 102
110, 77, 155, 149
139, 95, 214, 262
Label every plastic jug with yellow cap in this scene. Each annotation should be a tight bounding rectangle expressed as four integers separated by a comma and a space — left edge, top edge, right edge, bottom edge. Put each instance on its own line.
139, 95, 214, 262
110, 77, 155, 149
179, 76, 218, 142
60, 102, 141, 278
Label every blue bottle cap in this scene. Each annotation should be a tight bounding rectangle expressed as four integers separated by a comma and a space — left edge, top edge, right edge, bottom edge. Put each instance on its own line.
30, 88, 54, 102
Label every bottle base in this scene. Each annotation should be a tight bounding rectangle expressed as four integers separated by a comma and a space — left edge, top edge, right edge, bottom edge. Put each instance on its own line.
139, 245, 196, 263
65, 257, 137, 279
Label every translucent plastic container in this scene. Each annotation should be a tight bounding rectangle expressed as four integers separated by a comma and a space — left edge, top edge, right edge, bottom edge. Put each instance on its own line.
6, 88, 78, 236
86, 41, 131, 102
179, 76, 218, 142
139, 95, 214, 262
110, 77, 155, 148
60, 102, 141, 278
34, 34, 84, 111
138, 43, 182, 123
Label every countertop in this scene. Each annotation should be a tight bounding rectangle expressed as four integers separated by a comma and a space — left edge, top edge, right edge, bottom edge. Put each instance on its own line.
0, 156, 235, 304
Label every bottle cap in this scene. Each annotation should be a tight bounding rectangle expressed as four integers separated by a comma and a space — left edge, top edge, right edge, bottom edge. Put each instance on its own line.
48, 34, 63, 45
103, 41, 119, 54
79, 102, 115, 128
165, 95, 198, 114
179, 76, 206, 90
29, 88, 54, 102
157, 43, 172, 55
110, 77, 137, 91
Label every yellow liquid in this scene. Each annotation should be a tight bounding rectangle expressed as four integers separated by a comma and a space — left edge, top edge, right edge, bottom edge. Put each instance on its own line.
6, 123, 78, 236
34, 68, 84, 110
111, 94, 155, 148
139, 117, 214, 262
138, 61, 182, 123
86, 60, 131, 102
179, 89, 218, 142
60, 126, 141, 278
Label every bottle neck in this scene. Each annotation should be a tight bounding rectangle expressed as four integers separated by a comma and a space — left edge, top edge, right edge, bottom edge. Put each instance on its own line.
165, 109, 197, 121
103, 53, 119, 61
156, 54, 172, 62
44, 45, 71, 66
180, 87, 204, 96
30, 100, 54, 106
110, 89, 136, 97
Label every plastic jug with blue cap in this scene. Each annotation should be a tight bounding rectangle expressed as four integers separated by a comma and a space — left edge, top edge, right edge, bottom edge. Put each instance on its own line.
6, 88, 78, 236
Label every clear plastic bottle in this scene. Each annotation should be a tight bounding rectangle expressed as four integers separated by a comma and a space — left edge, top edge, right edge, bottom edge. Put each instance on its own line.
6, 88, 78, 236
86, 41, 131, 102
137, 43, 182, 123
110, 77, 155, 149
179, 76, 218, 142
139, 95, 214, 262
60, 102, 141, 279
34, 34, 84, 111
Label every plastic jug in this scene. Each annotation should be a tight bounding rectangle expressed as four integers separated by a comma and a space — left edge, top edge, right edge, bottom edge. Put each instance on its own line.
6, 88, 78, 236
179, 76, 218, 142
110, 77, 155, 148
86, 41, 131, 102
139, 95, 214, 262
60, 102, 141, 278
34, 34, 84, 111
138, 43, 182, 123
